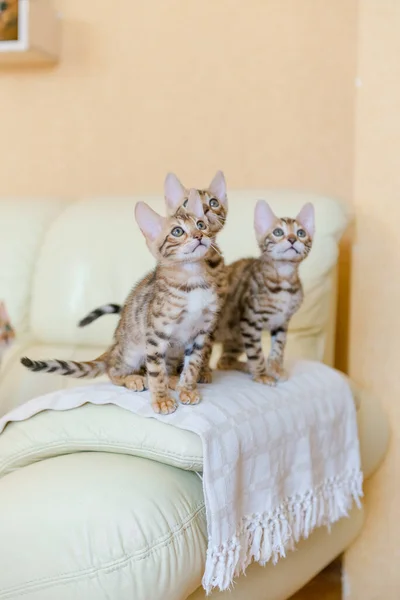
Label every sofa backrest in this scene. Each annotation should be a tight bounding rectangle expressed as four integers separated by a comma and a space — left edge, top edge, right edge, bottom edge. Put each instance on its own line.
0, 191, 350, 367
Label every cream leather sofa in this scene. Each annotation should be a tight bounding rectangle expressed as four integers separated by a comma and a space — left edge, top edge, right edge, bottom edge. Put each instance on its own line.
0, 192, 389, 600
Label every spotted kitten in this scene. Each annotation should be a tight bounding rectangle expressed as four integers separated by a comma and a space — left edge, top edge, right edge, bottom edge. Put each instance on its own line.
21, 190, 219, 414
163, 170, 228, 383
216, 201, 314, 385
79, 171, 228, 328
78, 171, 229, 383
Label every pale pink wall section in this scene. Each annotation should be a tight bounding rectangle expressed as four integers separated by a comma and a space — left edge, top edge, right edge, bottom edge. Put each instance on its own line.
0, 0, 356, 199
344, 1, 400, 597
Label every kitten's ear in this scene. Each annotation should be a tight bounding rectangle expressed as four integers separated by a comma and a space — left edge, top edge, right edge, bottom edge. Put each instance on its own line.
135, 201, 166, 242
164, 172, 187, 213
254, 200, 278, 240
208, 170, 227, 205
186, 188, 205, 219
296, 203, 315, 238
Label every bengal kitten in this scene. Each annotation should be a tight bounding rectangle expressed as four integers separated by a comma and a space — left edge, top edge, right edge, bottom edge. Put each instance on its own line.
0, 301, 15, 362
78, 171, 228, 383
0, 0, 18, 42
163, 170, 228, 384
21, 190, 219, 415
216, 201, 314, 385
79, 171, 228, 327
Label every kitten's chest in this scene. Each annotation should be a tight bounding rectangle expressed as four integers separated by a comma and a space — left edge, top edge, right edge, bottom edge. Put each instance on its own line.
257, 283, 303, 327
174, 287, 217, 341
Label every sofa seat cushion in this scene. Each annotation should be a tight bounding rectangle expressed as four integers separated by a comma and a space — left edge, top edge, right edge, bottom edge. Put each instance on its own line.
0, 449, 368, 600
0, 452, 206, 600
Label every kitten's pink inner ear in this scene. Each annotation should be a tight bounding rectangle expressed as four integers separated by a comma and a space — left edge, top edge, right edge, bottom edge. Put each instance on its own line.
296, 203, 315, 237
186, 188, 204, 219
135, 201, 165, 242
164, 172, 187, 213
254, 200, 278, 239
209, 170, 227, 204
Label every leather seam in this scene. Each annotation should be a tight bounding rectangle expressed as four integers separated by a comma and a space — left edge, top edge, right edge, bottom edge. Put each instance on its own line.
0, 502, 206, 598
0, 440, 203, 473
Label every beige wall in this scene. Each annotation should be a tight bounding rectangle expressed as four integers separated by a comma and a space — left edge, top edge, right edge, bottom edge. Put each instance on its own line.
344, 1, 400, 597
0, 0, 357, 199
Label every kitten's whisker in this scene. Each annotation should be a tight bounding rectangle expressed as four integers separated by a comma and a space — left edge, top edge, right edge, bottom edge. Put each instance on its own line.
210, 243, 222, 256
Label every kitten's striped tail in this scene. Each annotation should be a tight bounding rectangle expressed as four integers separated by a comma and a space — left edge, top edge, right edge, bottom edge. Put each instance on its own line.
20, 353, 107, 379
78, 303, 121, 327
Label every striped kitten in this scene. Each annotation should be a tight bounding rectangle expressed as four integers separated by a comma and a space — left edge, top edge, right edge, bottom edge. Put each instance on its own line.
78, 171, 228, 330
216, 201, 314, 385
163, 170, 228, 383
21, 190, 219, 415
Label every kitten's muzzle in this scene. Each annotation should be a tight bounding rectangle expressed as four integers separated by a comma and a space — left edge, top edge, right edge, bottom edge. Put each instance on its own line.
187, 235, 210, 255
193, 240, 206, 251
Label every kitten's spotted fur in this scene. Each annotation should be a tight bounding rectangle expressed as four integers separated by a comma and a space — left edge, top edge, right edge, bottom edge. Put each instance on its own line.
78, 171, 228, 383
78, 171, 228, 328
163, 171, 227, 383
21, 190, 219, 414
216, 201, 314, 385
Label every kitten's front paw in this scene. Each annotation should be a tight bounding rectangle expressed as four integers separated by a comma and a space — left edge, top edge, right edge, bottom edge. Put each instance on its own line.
198, 368, 213, 384
276, 370, 288, 383
152, 396, 177, 415
267, 361, 287, 382
179, 388, 201, 405
168, 375, 180, 390
253, 373, 277, 386
123, 374, 147, 391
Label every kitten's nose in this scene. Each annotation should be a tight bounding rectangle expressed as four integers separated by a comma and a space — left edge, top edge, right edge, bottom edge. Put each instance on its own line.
194, 232, 203, 240
287, 235, 296, 244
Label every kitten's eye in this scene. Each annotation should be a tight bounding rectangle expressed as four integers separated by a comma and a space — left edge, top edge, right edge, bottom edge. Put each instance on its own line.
183, 199, 188, 208
0, 2, 8, 10
197, 220, 206, 230
297, 229, 306, 238
209, 198, 219, 208
273, 228, 284, 237
171, 226, 184, 237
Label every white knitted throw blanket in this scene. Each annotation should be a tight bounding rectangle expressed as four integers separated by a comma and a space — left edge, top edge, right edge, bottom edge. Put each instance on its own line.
0, 361, 363, 593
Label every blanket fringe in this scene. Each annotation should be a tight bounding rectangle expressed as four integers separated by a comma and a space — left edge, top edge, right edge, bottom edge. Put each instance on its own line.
202, 468, 363, 594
